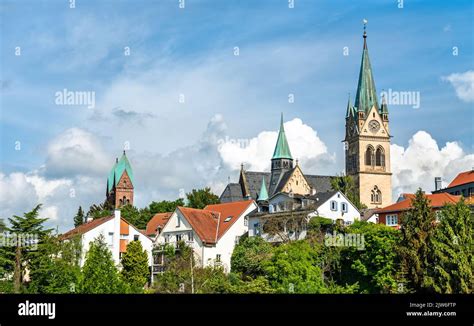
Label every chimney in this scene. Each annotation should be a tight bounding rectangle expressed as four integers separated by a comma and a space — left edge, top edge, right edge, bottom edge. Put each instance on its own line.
434, 177, 442, 191
112, 209, 121, 264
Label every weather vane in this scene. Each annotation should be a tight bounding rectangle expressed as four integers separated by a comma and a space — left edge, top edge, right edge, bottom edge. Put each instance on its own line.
363, 19, 368, 38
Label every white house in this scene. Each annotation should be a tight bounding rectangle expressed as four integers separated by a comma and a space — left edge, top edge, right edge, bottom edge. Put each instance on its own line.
61, 209, 153, 267
307, 191, 361, 225
248, 190, 361, 241
154, 200, 257, 273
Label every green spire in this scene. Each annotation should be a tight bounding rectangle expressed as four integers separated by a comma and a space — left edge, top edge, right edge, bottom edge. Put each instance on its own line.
107, 151, 134, 192
258, 177, 269, 201
345, 93, 353, 118
354, 23, 378, 115
272, 113, 293, 160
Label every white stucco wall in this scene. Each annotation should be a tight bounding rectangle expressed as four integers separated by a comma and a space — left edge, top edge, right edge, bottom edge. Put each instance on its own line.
156, 202, 257, 272
79, 210, 153, 267
309, 192, 361, 224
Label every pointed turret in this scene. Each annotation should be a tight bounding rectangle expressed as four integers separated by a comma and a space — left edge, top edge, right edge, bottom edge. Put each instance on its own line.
269, 114, 294, 195
272, 113, 293, 160
257, 177, 269, 202
354, 22, 379, 117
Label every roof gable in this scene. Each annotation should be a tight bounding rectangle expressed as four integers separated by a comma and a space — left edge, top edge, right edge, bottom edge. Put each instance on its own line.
448, 170, 474, 188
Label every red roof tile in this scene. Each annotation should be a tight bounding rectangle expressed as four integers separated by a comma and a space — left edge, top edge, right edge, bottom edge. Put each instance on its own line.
60, 215, 113, 240
204, 200, 255, 240
145, 212, 172, 236
376, 193, 461, 214
176, 200, 255, 245
178, 207, 220, 244
448, 170, 474, 188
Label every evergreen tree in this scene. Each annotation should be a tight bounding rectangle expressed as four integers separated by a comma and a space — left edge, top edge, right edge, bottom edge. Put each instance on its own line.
73, 206, 85, 227
397, 189, 436, 292
80, 235, 125, 293
28, 235, 82, 294
186, 188, 219, 209
120, 240, 149, 292
6, 204, 52, 293
426, 199, 473, 293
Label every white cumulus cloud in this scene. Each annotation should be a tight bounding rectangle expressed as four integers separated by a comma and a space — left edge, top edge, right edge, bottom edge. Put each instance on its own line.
442, 70, 474, 103
391, 130, 474, 198
218, 118, 335, 174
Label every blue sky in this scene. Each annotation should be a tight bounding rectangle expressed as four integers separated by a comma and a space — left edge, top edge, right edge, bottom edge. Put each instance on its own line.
0, 0, 473, 230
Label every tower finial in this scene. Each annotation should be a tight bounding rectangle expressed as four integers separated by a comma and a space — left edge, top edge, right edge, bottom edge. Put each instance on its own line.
363, 19, 368, 48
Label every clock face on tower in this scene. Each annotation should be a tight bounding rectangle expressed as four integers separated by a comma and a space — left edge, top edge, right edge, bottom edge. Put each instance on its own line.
368, 120, 380, 133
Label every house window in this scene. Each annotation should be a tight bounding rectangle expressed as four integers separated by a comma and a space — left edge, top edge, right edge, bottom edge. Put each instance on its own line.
244, 216, 248, 226
134, 235, 139, 241
216, 254, 221, 262
224, 216, 233, 222
341, 202, 348, 213
235, 236, 240, 244
330, 200, 338, 211
164, 235, 169, 243
108, 232, 114, 246
386, 215, 398, 226
188, 232, 194, 242
176, 234, 182, 242
176, 216, 180, 228
254, 223, 261, 236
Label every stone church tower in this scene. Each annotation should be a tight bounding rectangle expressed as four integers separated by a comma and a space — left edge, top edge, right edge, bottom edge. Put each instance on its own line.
106, 151, 134, 208
345, 25, 392, 209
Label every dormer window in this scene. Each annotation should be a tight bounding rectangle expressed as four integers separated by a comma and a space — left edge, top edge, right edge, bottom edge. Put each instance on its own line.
224, 216, 233, 222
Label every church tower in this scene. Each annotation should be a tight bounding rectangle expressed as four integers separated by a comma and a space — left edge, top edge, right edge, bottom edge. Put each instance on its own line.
269, 113, 294, 195
106, 151, 134, 208
345, 23, 392, 209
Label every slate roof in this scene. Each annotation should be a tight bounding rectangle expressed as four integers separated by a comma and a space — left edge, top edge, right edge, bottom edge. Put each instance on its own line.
221, 170, 334, 202
220, 183, 244, 203
308, 191, 338, 209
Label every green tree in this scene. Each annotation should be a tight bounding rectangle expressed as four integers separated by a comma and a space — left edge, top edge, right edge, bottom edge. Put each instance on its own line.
80, 235, 125, 293
426, 199, 474, 293
153, 242, 195, 293
331, 175, 366, 210
7, 204, 53, 293
120, 240, 150, 292
149, 199, 184, 215
87, 202, 112, 220
398, 188, 436, 293
339, 221, 400, 293
186, 187, 219, 209
28, 235, 82, 294
263, 240, 325, 293
73, 206, 85, 227
231, 235, 273, 278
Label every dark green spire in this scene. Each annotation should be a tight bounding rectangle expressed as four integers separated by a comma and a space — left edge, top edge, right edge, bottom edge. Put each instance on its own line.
258, 177, 269, 201
272, 113, 293, 160
345, 93, 353, 118
354, 24, 379, 115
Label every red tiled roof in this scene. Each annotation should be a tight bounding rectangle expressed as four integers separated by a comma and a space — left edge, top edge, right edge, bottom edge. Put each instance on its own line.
176, 200, 255, 245
60, 215, 113, 240
448, 170, 474, 188
145, 212, 172, 236
376, 193, 461, 214
178, 207, 220, 244
204, 200, 255, 240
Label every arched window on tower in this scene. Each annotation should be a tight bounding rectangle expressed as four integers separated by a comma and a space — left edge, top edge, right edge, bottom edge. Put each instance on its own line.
371, 186, 382, 204
365, 146, 374, 166
375, 146, 385, 167
123, 196, 127, 206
